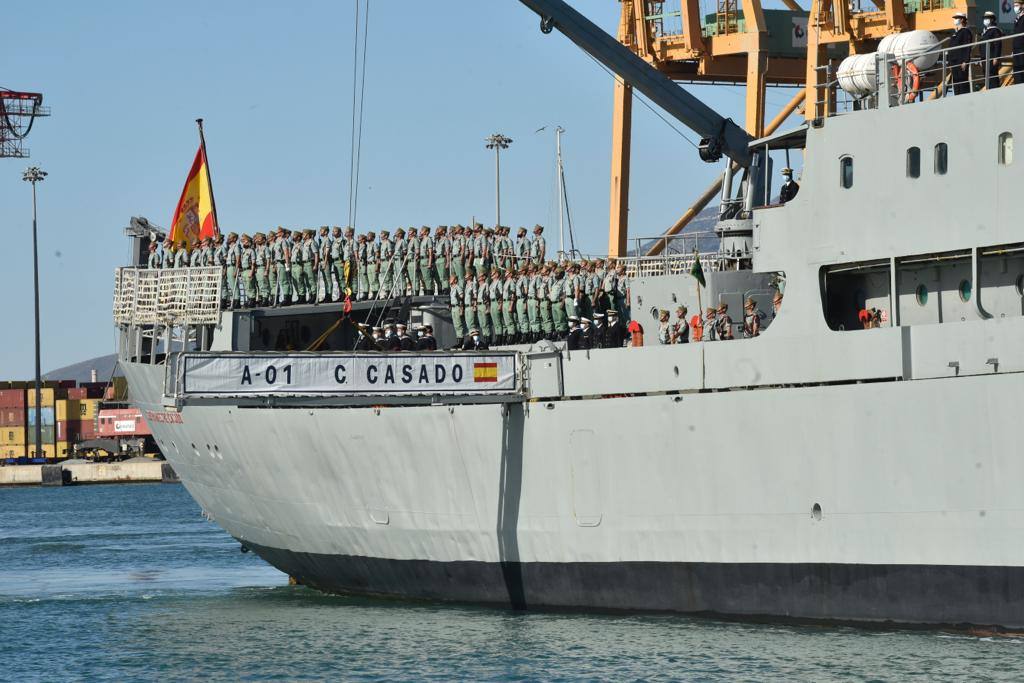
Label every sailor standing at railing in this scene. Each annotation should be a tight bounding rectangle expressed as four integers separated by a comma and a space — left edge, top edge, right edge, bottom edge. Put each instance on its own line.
979, 12, 1004, 90
948, 13, 974, 96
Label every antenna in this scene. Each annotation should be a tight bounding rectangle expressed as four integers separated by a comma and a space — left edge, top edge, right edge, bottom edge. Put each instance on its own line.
555, 126, 565, 260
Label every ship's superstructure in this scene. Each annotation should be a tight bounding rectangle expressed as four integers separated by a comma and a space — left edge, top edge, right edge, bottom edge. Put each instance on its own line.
113, 1, 1024, 627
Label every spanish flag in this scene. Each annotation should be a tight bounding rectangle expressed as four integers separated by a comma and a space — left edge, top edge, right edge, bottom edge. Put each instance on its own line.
169, 145, 218, 247
473, 362, 498, 383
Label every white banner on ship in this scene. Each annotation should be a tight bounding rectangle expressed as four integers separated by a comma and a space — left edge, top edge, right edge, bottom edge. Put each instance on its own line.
180, 353, 518, 396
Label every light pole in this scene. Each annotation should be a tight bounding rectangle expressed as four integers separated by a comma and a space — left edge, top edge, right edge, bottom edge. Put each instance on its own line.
485, 133, 512, 227
23, 166, 47, 460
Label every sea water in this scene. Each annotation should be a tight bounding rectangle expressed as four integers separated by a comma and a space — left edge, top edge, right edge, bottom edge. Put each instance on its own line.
0, 483, 1021, 681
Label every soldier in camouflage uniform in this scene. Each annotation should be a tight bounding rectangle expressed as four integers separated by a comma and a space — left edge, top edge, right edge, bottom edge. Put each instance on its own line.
530, 225, 546, 266
462, 268, 478, 336
433, 226, 449, 295
471, 224, 487, 276
378, 229, 394, 297
239, 233, 256, 307
476, 271, 492, 341
302, 230, 319, 304
448, 275, 465, 342
488, 269, 503, 345
501, 268, 517, 345
254, 232, 270, 306
225, 232, 241, 309
418, 226, 433, 295
537, 263, 553, 340
356, 233, 369, 300
406, 227, 420, 295
272, 227, 291, 306
550, 267, 568, 338
366, 231, 380, 300
450, 225, 466, 286
317, 226, 333, 303
515, 265, 530, 343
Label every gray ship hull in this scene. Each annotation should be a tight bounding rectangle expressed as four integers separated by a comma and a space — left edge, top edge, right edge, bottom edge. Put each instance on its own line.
122, 355, 1024, 628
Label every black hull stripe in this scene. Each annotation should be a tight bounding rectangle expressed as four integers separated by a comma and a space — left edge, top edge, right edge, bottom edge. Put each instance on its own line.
246, 542, 1024, 629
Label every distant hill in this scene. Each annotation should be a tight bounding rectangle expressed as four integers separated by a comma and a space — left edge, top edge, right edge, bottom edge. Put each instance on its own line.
44, 354, 119, 383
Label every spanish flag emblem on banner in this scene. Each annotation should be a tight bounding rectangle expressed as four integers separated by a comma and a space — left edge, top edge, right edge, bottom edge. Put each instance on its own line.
169, 145, 218, 247
473, 362, 498, 383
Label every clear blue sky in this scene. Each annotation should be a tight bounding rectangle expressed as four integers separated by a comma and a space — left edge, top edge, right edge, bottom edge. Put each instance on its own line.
0, 1, 801, 379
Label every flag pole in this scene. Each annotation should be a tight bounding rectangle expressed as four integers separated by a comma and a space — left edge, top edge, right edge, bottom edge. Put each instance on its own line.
195, 118, 220, 233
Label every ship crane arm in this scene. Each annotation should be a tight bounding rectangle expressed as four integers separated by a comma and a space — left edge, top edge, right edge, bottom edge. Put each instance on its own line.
518, 0, 753, 167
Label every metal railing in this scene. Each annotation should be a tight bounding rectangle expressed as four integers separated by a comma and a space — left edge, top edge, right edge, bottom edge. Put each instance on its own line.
618, 233, 722, 278
113, 267, 222, 326
816, 31, 1022, 118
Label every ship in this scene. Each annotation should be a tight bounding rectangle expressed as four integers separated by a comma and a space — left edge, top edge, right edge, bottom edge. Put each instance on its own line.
113, 0, 1024, 628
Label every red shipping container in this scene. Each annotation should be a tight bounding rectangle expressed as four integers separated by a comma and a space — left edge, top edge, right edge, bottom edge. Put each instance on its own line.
97, 408, 151, 437
69, 419, 97, 440
0, 389, 26, 408
66, 387, 87, 400
0, 408, 25, 427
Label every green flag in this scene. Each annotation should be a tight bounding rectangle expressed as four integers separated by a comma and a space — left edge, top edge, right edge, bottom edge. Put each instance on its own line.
690, 250, 706, 287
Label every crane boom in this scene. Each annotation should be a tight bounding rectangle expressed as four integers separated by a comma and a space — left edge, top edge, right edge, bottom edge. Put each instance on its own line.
518, 0, 753, 166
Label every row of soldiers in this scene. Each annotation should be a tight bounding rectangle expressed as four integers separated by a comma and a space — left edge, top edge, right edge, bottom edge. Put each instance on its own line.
448, 260, 630, 345
146, 223, 557, 308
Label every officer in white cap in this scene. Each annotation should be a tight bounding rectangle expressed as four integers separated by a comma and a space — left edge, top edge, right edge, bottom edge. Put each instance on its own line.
463, 328, 489, 350
779, 168, 799, 204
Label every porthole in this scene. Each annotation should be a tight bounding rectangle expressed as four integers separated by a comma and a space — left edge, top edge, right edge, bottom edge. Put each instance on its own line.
916, 284, 929, 306
906, 146, 920, 178
650, 306, 659, 321
934, 143, 948, 175
812, 503, 823, 521
999, 132, 1013, 166
839, 156, 854, 189
958, 279, 972, 302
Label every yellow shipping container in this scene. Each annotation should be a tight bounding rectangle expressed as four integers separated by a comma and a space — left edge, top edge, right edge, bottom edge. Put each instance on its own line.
27, 388, 56, 406
56, 399, 69, 422
75, 399, 100, 421
56, 441, 71, 458
1, 444, 26, 458
27, 444, 55, 459
0, 426, 25, 445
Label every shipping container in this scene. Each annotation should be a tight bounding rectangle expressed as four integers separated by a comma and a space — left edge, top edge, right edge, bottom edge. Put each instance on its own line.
73, 399, 100, 421
27, 388, 57, 406
0, 389, 25, 408
27, 444, 56, 459
56, 400, 68, 422
68, 419, 97, 440
55, 441, 71, 458
0, 426, 25, 445
80, 382, 107, 399
27, 407, 55, 426
0, 444, 26, 458
97, 408, 152, 437
66, 387, 87, 400
0, 408, 25, 427
56, 380, 76, 389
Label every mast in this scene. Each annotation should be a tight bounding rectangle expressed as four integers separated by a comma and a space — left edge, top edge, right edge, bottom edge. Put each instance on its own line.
556, 126, 565, 260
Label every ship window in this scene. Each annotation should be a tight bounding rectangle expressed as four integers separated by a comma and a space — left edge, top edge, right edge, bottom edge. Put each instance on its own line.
840, 156, 854, 189
934, 143, 948, 175
958, 279, 972, 302
916, 284, 929, 306
999, 132, 1013, 166
906, 147, 920, 178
